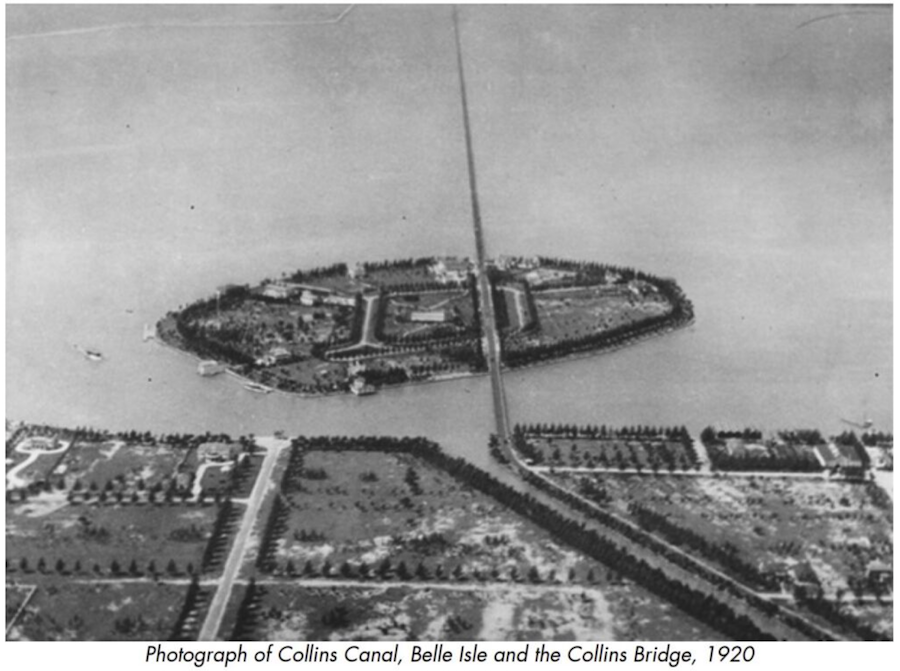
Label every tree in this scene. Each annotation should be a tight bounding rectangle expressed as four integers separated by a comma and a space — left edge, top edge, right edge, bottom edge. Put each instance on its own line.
167, 559, 178, 575
55, 558, 66, 573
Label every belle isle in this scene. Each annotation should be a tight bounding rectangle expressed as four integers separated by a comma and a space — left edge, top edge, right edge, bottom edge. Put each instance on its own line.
156, 256, 694, 396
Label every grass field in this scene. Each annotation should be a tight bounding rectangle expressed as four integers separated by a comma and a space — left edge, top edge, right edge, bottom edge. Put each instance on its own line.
6, 497, 218, 576
55, 442, 186, 491
546, 472, 893, 599
275, 450, 603, 582
225, 582, 720, 641
530, 287, 670, 344
6, 580, 187, 641
381, 291, 475, 341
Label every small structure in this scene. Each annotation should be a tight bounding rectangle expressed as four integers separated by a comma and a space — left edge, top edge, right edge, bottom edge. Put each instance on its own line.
197, 360, 226, 377
262, 283, 292, 300
198, 442, 239, 463
324, 294, 356, 308
866, 560, 892, 587
524, 267, 576, 287
813, 443, 840, 469
410, 310, 447, 323
299, 291, 319, 306
350, 377, 376, 396
431, 257, 471, 283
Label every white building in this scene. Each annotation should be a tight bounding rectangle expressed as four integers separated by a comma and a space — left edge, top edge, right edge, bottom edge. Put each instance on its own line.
431, 257, 471, 283
324, 294, 356, 308
262, 283, 292, 300
410, 310, 447, 323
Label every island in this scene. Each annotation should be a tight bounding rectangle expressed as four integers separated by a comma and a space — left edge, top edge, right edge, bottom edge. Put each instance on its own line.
156, 256, 694, 396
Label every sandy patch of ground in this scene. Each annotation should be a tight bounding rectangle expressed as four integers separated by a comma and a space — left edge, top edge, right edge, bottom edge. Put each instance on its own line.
479, 596, 515, 640
13, 491, 70, 518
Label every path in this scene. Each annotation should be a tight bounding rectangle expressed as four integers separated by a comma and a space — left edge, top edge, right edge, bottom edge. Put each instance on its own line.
501, 286, 527, 331
197, 436, 290, 641
531, 464, 843, 480
6, 439, 70, 489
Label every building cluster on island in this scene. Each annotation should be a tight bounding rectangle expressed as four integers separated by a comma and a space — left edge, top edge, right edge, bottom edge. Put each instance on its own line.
157, 255, 693, 397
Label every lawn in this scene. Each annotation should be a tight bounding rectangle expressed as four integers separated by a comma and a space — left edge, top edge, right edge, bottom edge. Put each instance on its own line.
6, 580, 188, 641
530, 287, 669, 344
381, 290, 476, 342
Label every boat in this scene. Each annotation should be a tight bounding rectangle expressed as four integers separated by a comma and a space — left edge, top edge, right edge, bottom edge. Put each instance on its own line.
197, 360, 226, 377
74, 344, 103, 362
142, 323, 156, 342
243, 381, 273, 394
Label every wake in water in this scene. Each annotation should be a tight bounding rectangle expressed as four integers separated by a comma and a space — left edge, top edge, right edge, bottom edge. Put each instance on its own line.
8, 4, 355, 41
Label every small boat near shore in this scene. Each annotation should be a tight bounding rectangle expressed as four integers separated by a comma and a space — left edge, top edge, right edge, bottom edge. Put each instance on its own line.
74, 344, 103, 362
198, 360, 227, 377
243, 381, 273, 394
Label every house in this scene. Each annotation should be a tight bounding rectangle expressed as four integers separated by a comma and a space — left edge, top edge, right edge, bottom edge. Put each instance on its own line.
813, 443, 839, 469
431, 257, 471, 283
324, 294, 356, 308
198, 442, 240, 463
350, 377, 376, 396
410, 310, 447, 323
833, 441, 867, 478
866, 560, 892, 587
789, 562, 823, 599
524, 267, 576, 287
299, 291, 319, 306
262, 283, 292, 300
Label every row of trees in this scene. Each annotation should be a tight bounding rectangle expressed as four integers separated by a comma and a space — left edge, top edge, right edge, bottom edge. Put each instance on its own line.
627, 502, 779, 592
517, 423, 692, 441
287, 262, 348, 283
361, 257, 434, 273
7, 556, 197, 578
200, 499, 240, 573
507, 448, 834, 641
286, 436, 776, 640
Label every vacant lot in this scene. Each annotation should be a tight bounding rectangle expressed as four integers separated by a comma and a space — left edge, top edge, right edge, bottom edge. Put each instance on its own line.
7, 498, 218, 576
6, 580, 188, 641
547, 472, 892, 599
275, 450, 603, 582
228, 582, 720, 641
530, 287, 670, 344
56, 442, 187, 492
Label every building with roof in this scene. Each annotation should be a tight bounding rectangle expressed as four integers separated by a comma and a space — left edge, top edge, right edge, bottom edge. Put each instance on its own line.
431, 257, 471, 283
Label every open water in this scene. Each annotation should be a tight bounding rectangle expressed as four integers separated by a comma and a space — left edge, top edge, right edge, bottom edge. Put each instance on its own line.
6, 6, 892, 469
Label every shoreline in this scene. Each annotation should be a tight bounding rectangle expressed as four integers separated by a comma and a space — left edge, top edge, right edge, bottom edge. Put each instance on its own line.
154, 316, 693, 400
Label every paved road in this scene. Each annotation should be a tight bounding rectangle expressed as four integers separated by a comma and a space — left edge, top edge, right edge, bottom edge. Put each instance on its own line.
452, 8, 510, 445
197, 436, 290, 641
